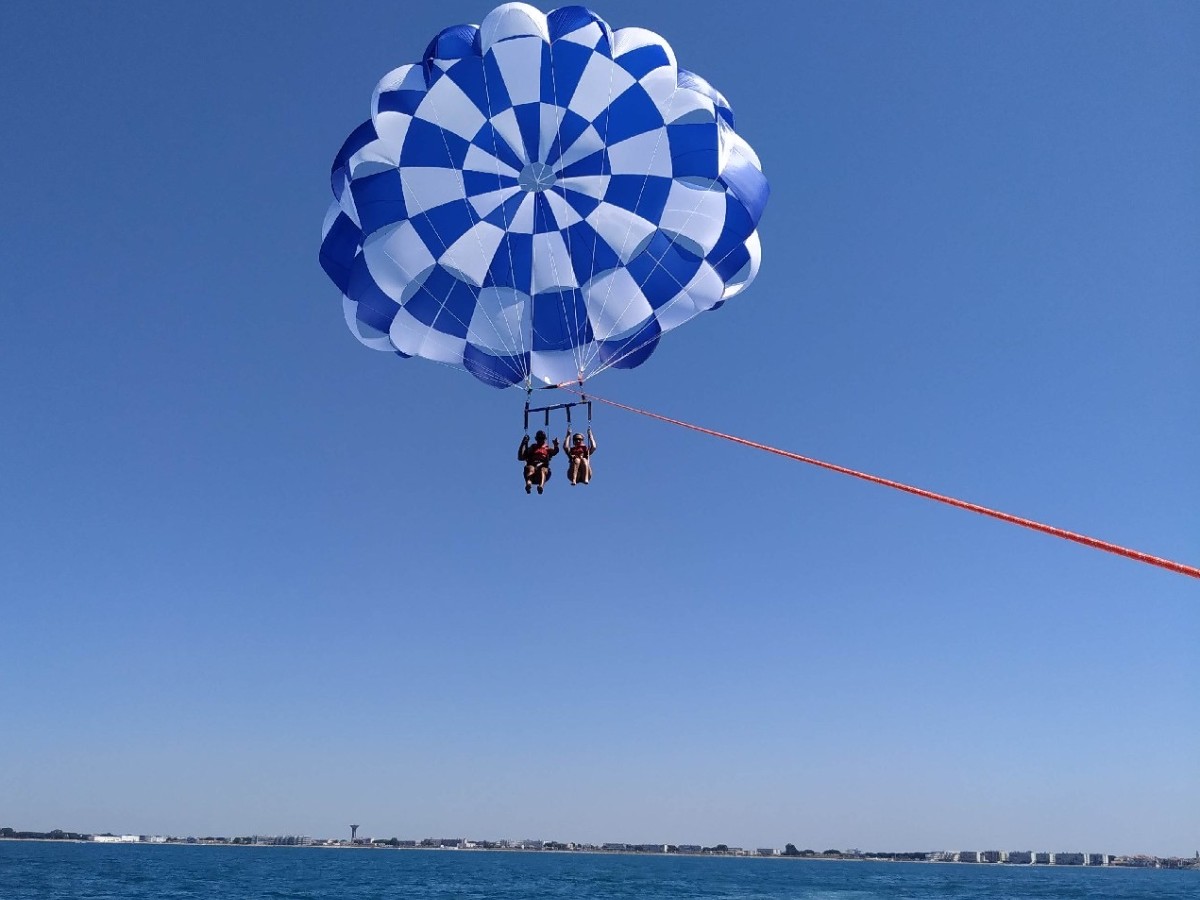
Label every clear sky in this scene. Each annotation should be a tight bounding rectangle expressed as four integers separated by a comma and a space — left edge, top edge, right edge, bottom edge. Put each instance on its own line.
1, 0, 1196, 856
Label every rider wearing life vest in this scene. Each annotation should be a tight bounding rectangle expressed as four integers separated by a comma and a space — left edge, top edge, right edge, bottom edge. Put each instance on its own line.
566, 427, 597, 486
518, 430, 559, 494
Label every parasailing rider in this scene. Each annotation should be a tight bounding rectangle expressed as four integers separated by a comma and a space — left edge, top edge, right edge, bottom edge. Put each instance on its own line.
518, 430, 559, 494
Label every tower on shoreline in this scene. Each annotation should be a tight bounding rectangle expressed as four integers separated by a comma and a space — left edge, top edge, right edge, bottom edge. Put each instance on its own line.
350, 825, 359, 843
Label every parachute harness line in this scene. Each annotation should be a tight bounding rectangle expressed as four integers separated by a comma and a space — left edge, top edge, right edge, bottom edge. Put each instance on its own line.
559, 386, 1200, 580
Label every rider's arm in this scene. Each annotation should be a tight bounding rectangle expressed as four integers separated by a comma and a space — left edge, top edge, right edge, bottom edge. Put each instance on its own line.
517, 435, 529, 461
588, 427, 597, 453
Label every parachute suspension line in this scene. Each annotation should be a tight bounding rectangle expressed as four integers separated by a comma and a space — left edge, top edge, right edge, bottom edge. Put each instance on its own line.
558, 386, 1200, 581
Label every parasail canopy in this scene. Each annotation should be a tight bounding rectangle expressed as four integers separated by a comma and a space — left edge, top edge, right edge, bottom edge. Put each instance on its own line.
320, 2, 769, 388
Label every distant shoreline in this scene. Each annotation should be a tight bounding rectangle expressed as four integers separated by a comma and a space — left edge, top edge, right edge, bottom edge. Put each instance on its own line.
1, 838, 1194, 870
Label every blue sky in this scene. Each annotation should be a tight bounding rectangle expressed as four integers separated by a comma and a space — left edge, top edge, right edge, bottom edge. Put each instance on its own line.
1, 0, 1196, 856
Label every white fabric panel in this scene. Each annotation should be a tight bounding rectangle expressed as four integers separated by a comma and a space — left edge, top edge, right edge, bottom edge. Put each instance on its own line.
722, 230, 760, 298
479, 3, 549, 52
686, 261, 725, 312
401, 167, 466, 215
586, 202, 656, 263
636, 65, 680, 108
660, 181, 727, 255
569, 53, 636, 121
468, 287, 531, 354
388, 305, 431, 355
364, 222, 435, 294
489, 107, 529, 165
371, 65, 424, 151
371, 64, 425, 116
557, 21, 606, 49
664, 95, 716, 125
464, 143, 519, 176
542, 190, 584, 229
468, 186, 518, 219
337, 188, 361, 229
724, 128, 763, 171
556, 174, 609, 200
371, 115, 411, 161
529, 349, 581, 385
583, 268, 654, 339
419, 73, 487, 140
607, 129, 672, 176
650, 290, 698, 332
531, 231, 578, 291
508, 192, 535, 233
488, 35, 544, 107
612, 27, 675, 63
349, 137, 399, 176
553, 124, 604, 169
441, 221, 507, 286
538, 103, 566, 163
322, 204, 342, 239
416, 327, 469, 364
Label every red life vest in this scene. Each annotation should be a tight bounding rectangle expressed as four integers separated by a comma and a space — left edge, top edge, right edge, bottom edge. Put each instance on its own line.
528, 443, 552, 464
568, 444, 589, 459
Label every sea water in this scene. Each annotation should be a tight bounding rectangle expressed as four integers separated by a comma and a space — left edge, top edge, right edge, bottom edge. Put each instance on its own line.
0, 842, 1194, 900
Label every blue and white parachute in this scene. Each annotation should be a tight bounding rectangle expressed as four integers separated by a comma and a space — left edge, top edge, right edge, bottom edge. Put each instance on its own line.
319, 2, 768, 388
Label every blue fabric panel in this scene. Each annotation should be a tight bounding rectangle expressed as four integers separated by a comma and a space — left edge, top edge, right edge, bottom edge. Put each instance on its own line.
471, 121, 525, 172
444, 58, 493, 119
542, 39, 593, 107
410, 199, 476, 256
559, 186, 600, 221
347, 255, 401, 325
354, 299, 396, 336
400, 118, 470, 168
423, 24, 478, 64
596, 316, 661, 369
377, 89, 425, 117
706, 194, 756, 269
618, 44, 670, 80
592, 85, 661, 143
402, 267, 473, 338
319, 213, 361, 294
557, 148, 611, 178
604, 174, 670, 222
482, 192, 530, 231
533, 193, 558, 233
481, 51, 515, 115
350, 170, 408, 235
513, 103, 542, 162
464, 169, 519, 196
543, 108, 590, 167
710, 241, 750, 283
482, 231, 533, 293
331, 120, 377, 194
627, 231, 702, 307
548, 6, 607, 44
655, 244, 704, 302
668, 122, 719, 180
720, 150, 770, 225
561, 220, 620, 285
531, 289, 593, 351
432, 272, 477, 338
463, 342, 528, 387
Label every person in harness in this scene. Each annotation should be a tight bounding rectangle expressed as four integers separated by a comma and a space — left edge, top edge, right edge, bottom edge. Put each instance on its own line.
518, 430, 559, 494
565, 427, 597, 485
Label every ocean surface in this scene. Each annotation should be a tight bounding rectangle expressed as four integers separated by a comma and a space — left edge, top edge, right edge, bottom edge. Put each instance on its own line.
0, 842, 1194, 900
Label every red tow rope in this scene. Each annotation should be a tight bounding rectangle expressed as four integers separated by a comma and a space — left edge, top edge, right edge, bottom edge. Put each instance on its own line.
561, 386, 1199, 580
